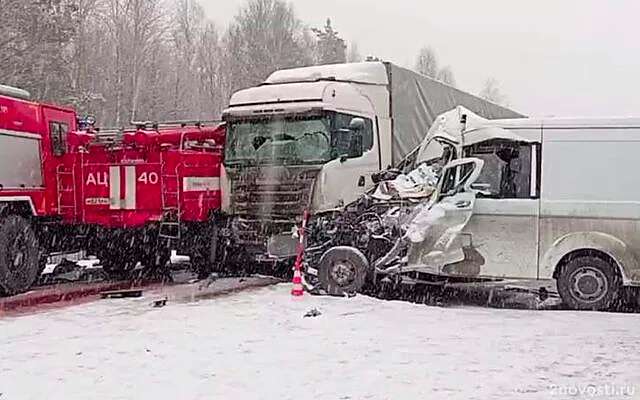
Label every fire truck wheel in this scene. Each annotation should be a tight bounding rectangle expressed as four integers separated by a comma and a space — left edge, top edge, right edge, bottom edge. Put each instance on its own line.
0, 215, 41, 295
317, 246, 369, 296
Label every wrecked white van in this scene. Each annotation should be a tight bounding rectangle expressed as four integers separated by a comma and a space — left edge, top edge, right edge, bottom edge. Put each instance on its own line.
306, 106, 640, 311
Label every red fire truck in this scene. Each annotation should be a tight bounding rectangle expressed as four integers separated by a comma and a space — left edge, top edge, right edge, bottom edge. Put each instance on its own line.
0, 84, 225, 295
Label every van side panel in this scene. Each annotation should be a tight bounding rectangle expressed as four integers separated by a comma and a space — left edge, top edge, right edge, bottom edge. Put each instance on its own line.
538, 127, 640, 283
464, 200, 540, 278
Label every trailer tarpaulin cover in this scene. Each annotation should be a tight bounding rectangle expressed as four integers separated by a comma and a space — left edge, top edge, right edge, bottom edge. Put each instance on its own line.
386, 62, 525, 166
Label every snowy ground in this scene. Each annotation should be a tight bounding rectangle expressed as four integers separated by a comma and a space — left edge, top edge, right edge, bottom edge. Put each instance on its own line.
1, 284, 639, 400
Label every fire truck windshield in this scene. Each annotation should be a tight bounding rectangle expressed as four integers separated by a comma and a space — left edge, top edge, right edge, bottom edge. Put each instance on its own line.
225, 114, 334, 166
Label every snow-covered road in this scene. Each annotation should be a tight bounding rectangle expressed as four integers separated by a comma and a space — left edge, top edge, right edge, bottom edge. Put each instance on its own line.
1, 284, 639, 400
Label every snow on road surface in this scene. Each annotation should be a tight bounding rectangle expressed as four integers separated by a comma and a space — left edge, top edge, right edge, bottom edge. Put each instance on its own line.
1, 284, 639, 400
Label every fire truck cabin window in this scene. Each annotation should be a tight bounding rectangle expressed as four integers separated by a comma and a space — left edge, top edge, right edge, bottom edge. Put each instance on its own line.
49, 121, 68, 156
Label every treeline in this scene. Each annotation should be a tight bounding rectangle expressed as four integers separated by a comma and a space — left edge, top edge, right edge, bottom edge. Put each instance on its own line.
0, 0, 507, 127
414, 46, 508, 106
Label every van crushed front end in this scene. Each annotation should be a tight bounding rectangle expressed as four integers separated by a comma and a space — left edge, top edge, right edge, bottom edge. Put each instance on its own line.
302, 106, 538, 296
301, 156, 487, 296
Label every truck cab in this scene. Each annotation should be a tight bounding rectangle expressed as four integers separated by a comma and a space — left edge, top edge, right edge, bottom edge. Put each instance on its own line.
219, 65, 389, 268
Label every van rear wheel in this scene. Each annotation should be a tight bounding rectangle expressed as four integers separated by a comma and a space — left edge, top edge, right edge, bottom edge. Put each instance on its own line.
557, 255, 620, 311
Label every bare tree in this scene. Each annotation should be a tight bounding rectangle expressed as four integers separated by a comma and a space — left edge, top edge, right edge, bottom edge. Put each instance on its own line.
4, 0, 481, 129
1, 0, 226, 124
221, 0, 315, 93
436, 65, 456, 87
414, 46, 458, 88
0, 0, 79, 102
347, 41, 362, 63
97, 0, 168, 125
65, 0, 107, 115
196, 21, 226, 118
480, 77, 507, 105
168, 0, 206, 119
415, 46, 438, 78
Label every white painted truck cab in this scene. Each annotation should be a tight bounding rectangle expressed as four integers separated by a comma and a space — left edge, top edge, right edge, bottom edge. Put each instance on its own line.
218, 62, 523, 265
410, 107, 640, 310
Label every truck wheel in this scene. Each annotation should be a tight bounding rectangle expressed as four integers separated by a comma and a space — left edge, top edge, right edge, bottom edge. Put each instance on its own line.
317, 246, 369, 296
556, 255, 621, 311
0, 215, 41, 295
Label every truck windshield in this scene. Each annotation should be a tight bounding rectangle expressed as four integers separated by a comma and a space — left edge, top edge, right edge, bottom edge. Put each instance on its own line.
225, 114, 333, 165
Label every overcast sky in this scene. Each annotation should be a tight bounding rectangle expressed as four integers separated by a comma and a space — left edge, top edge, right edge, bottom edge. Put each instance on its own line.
202, 0, 640, 118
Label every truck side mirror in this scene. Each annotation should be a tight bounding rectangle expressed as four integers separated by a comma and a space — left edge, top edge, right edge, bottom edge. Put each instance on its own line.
346, 117, 365, 158
337, 117, 366, 161
348, 132, 363, 158
349, 117, 366, 131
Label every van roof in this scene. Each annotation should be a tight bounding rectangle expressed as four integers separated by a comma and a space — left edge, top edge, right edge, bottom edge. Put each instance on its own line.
492, 116, 640, 129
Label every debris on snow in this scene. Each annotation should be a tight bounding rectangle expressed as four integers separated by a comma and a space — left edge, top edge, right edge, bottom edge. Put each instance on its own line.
100, 288, 143, 299
536, 296, 564, 310
484, 285, 565, 310
198, 273, 220, 290
152, 297, 168, 308
304, 308, 322, 318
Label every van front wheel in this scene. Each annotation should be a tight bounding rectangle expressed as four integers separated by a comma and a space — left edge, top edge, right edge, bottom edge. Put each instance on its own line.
557, 255, 621, 311
317, 246, 369, 296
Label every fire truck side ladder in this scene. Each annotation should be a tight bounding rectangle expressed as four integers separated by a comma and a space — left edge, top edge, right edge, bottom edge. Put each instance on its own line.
56, 164, 77, 219
158, 162, 182, 240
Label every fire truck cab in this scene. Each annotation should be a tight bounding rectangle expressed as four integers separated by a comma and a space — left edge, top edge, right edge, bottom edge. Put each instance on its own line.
0, 84, 225, 295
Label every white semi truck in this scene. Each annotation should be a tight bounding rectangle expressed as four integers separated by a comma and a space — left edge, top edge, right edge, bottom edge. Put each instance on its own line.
213, 61, 525, 274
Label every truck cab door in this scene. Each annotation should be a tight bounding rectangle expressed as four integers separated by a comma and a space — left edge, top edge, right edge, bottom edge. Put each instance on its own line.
41, 107, 77, 214
315, 114, 379, 211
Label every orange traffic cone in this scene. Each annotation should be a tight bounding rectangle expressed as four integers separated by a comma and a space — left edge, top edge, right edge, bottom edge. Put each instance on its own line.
291, 268, 304, 297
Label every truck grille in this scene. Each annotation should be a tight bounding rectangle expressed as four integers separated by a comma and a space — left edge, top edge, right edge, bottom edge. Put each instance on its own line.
227, 165, 320, 219
225, 165, 321, 251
